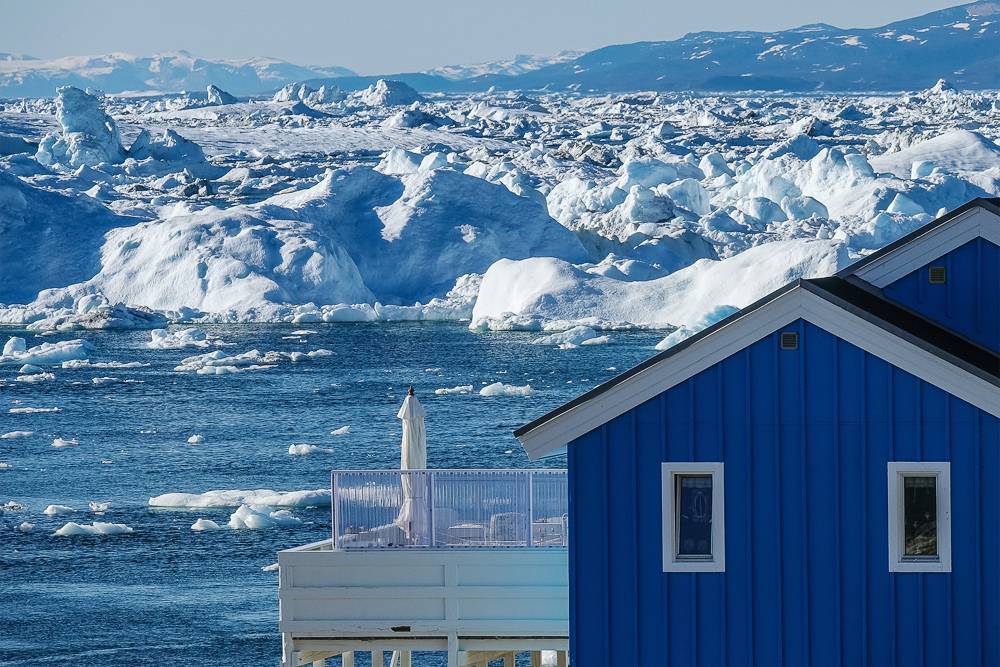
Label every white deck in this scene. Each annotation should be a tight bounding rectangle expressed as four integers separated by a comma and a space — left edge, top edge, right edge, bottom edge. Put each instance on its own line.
278, 539, 569, 667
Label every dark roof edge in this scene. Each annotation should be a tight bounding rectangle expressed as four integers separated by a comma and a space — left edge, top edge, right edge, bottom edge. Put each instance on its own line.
835, 197, 1000, 278
513, 280, 802, 439
800, 279, 999, 385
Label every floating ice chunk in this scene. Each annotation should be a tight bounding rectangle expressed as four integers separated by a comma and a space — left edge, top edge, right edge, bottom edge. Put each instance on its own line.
62, 360, 149, 369
655, 305, 740, 350
17, 522, 34, 532
227, 504, 303, 529
89, 501, 110, 513
187, 434, 205, 445
90, 377, 121, 386
52, 437, 79, 448
35, 86, 126, 168
1, 431, 33, 439
9, 407, 61, 414
147, 328, 217, 349
262, 562, 280, 572
18, 364, 43, 375
435, 385, 473, 395
191, 518, 222, 531
53, 521, 133, 536
330, 426, 351, 436
0, 462, 11, 470
149, 488, 331, 508
16, 372, 55, 383
43, 504, 76, 515
532, 326, 601, 347
1, 338, 91, 366
288, 443, 333, 456
3, 337, 26, 356
479, 382, 534, 397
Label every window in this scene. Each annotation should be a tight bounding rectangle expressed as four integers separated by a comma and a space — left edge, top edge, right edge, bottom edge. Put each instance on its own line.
662, 462, 724, 572
887, 462, 951, 573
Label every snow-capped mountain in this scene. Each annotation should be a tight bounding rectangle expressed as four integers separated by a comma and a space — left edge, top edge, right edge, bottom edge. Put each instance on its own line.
481, 1, 1000, 91
428, 51, 583, 81
0, 51, 355, 98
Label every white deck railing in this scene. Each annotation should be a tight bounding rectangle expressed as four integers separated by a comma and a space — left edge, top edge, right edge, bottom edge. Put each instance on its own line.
332, 469, 568, 550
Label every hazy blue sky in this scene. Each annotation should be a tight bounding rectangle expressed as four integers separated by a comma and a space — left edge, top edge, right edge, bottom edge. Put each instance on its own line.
2, 0, 960, 73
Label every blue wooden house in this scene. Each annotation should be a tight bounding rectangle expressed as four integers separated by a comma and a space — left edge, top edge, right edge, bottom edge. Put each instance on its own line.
515, 199, 999, 667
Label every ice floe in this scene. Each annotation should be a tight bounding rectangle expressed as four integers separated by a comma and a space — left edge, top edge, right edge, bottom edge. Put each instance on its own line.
43, 504, 76, 515
51, 437, 79, 448
148, 488, 330, 508
227, 504, 302, 529
1, 431, 33, 439
187, 434, 205, 445
147, 327, 221, 349
287, 443, 332, 456
330, 426, 350, 436
479, 382, 534, 397
1, 338, 91, 366
190, 518, 222, 531
435, 385, 474, 395
53, 521, 134, 536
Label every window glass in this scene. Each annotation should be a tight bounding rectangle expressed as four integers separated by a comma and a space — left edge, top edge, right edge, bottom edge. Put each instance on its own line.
903, 475, 937, 557
676, 474, 713, 557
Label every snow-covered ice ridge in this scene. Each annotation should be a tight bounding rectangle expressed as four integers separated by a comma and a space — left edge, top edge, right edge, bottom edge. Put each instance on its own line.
1, 82, 998, 333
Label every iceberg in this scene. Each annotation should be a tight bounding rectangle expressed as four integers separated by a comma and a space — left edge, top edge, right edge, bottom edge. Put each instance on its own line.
36, 87, 126, 168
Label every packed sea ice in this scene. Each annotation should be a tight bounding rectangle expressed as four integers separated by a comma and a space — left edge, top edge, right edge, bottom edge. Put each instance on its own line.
2, 82, 997, 334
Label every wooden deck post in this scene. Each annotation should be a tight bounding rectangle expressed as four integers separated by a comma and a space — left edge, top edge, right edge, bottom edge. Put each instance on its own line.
502, 652, 516, 666
372, 649, 384, 667
400, 650, 412, 667
556, 650, 568, 667
530, 652, 542, 667
342, 652, 355, 667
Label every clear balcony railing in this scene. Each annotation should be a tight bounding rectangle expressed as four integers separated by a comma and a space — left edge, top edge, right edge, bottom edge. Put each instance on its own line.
332, 469, 568, 549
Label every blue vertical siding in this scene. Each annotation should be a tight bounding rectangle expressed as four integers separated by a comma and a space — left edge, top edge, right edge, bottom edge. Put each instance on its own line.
881, 237, 999, 351
567, 320, 1000, 667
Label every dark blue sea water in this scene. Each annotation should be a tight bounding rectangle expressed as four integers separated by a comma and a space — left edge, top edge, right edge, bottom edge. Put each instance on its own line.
0, 323, 662, 667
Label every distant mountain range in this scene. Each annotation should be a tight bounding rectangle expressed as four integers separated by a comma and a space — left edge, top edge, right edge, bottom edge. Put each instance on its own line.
0, 51, 356, 97
2, 2, 999, 98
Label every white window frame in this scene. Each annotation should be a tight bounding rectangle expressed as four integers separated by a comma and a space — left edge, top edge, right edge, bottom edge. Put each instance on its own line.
887, 462, 952, 573
662, 462, 725, 572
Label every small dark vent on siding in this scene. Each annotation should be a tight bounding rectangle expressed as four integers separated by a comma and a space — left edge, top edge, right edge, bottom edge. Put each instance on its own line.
929, 266, 947, 284
780, 331, 799, 350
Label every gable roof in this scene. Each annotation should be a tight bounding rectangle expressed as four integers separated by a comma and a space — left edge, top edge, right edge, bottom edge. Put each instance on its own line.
515, 214, 1000, 459
838, 197, 1000, 287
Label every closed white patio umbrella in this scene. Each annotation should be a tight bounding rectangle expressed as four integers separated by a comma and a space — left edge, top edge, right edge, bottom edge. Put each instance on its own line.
395, 387, 428, 544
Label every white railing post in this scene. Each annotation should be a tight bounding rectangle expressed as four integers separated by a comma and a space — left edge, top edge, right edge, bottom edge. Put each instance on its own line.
331, 471, 339, 548
428, 470, 436, 548
527, 470, 534, 548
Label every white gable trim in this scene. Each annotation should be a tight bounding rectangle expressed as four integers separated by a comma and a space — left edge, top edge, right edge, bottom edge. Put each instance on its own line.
852, 206, 1000, 287
518, 287, 999, 460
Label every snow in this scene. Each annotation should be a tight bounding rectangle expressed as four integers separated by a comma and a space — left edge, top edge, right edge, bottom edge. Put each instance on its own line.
869, 129, 1000, 178
479, 382, 534, 397
190, 518, 221, 531
227, 504, 302, 529
148, 488, 331, 508
53, 521, 134, 536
